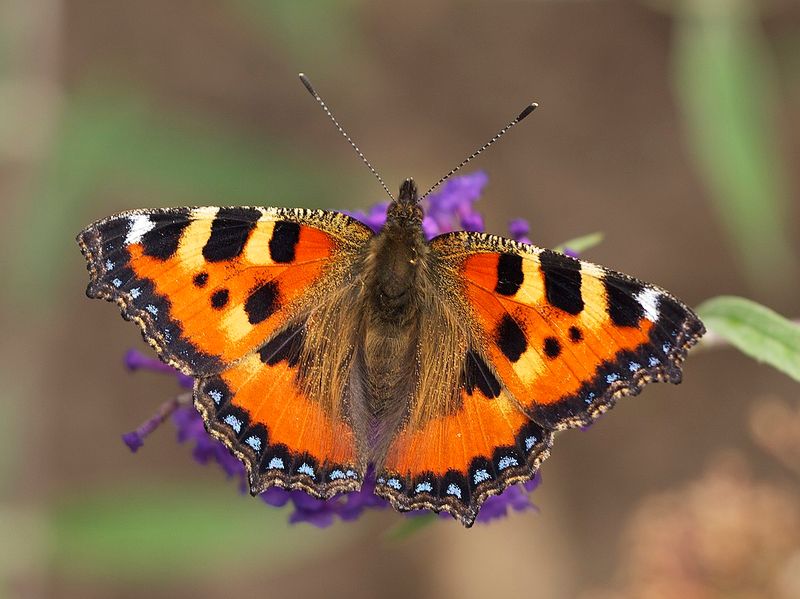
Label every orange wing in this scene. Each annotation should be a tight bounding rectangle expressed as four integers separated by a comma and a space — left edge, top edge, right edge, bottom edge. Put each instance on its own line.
78, 206, 372, 496
375, 232, 703, 526
375, 351, 553, 526
432, 232, 705, 431
195, 323, 362, 498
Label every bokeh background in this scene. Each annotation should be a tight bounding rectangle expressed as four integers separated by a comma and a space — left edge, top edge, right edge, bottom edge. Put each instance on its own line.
1, 1, 799, 597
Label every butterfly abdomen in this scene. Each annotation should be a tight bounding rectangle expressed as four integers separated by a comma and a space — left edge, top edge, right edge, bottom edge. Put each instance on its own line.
360, 233, 420, 359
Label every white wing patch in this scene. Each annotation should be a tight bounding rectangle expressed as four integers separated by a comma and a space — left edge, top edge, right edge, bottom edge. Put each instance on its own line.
636, 287, 661, 322
125, 214, 155, 245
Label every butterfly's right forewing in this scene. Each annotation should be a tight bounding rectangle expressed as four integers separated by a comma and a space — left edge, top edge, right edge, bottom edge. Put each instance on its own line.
432, 231, 704, 432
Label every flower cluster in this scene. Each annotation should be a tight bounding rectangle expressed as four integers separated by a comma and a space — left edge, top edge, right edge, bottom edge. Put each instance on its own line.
123, 171, 542, 527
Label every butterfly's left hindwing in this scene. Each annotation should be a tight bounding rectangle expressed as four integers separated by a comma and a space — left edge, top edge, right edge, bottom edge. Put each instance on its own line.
78, 206, 373, 496
431, 232, 705, 431
195, 323, 363, 498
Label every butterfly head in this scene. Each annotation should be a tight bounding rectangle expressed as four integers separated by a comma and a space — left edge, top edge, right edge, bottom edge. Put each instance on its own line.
386, 178, 423, 229
397, 178, 418, 205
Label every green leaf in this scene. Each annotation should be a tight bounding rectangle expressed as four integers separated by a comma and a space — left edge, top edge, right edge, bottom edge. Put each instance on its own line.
51, 484, 348, 582
672, 0, 797, 295
385, 513, 438, 541
696, 295, 800, 382
553, 231, 604, 255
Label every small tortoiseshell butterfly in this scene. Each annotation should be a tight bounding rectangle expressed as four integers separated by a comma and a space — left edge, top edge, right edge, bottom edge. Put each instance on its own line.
78, 76, 704, 526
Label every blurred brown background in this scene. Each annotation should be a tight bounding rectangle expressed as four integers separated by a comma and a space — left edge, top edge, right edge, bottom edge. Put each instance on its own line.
1, 1, 799, 598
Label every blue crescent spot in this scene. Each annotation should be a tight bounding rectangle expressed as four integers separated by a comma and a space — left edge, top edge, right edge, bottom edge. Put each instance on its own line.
628, 361, 641, 372
649, 356, 661, 367
297, 463, 316, 479
345, 470, 358, 479
662, 342, 671, 354
473, 469, 490, 484
130, 287, 141, 299
525, 435, 537, 451
223, 414, 242, 433
245, 436, 261, 452
145, 304, 158, 316
606, 373, 620, 384
415, 481, 433, 494
267, 457, 285, 470
105, 259, 115, 270
208, 389, 223, 404
387, 478, 402, 490
497, 456, 518, 470
446, 483, 462, 499
329, 470, 345, 480
112, 278, 123, 288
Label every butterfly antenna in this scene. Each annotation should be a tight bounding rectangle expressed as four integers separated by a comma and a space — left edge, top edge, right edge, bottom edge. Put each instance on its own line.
421, 102, 538, 201
299, 73, 395, 201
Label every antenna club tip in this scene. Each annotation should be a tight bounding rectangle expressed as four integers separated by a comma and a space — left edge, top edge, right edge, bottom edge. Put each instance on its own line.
298, 73, 316, 97
516, 102, 539, 122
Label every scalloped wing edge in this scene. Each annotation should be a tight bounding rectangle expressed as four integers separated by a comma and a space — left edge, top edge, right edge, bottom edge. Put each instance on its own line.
374, 427, 554, 527
77, 221, 220, 375
193, 377, 365, 500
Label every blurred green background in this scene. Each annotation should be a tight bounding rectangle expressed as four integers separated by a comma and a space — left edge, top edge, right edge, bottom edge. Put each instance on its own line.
1, 0, 799, 597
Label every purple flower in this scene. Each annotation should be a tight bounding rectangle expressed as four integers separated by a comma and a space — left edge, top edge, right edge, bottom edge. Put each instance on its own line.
344, 201, 390, 233
424, 171, 489, 238
172, 403, 243, 479
125, 348, 193, 389
477, 473, 541, 522
121, 172, 544, 529
508, 218, 532, 245
345, 170, 494, 240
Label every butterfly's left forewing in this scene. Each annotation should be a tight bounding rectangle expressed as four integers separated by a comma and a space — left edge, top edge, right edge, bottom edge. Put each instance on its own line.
78, 207, 373, 497
78, 207, 366, 373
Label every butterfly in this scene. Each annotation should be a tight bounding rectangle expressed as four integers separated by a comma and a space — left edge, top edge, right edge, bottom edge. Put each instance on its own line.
77, 75, 704, 526
77, 173, 704, 526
